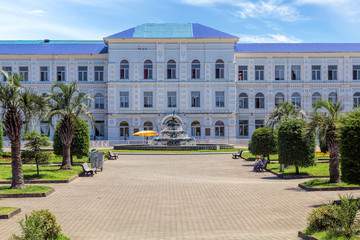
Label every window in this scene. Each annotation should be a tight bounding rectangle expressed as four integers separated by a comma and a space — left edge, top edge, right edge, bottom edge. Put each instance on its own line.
353, 66, 360, 80
312, 92, 321, 107
95, 121, 105, 138
328, 65, 337, 80
191, 121, 201, 137
205, 128, 211, 136
2, 67, 11, 81
120, 92, 129, 108
275, 65, 284, 80
133, 128, 139, 134
40, 122, 50, 137
255, 120, 264, 129
255, 65, 264, 80
167, 60, 176, 79
144, 60, 153, 79
40, 67, 49, 81
215, 120, 225, 137
120, 60, 129, 79
215, 59, 224, 79
78, 66, 88, 81
291, 93, 301, 107
275, 93, 285, 106
94, 66, 104, 81
143, 121, 153, 131
57, 67, 65, 81
144, 91, 153, 108
238, 66, 248, 80
328, 92, 337, 104
94, 93, 105, 109
239, 120, 248, 137
354, 92, 360, 108
255, 93, 265, 109
191, 60, 200, 79
119, 121, 129, 139
312, 65, 321, 80
215, 91, 225, 108
291, 65, 301, 80
191, 91, 200, 108
239, 93, 248, 109
19, 67, 29, 81
167, 91, 176, 108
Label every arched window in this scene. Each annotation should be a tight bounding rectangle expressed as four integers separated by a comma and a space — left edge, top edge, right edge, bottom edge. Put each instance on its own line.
328, 92, 337, 104
312, 92, 321, 107
143, 121, 153, 131
239, 93, 248, 109
215, 120, 225, 137
291, 93, 301, 107
191, 121, 201, 137
120, 60, 129, 79
354, 92, 360, 108
144, 60, 153, 79
120, 121, 129, 139
215, 59, 224, 79
255, 93, 265, 109
94, 93, 104, 109
275, 93, 284, 106
191, 60, 200, 79
167, 60, 176, 79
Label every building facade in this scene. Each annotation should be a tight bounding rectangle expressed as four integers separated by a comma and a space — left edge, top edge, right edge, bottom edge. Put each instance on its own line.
1, 23, 360, 144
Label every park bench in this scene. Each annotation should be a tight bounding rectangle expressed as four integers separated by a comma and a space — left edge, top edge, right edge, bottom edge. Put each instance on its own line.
108, 151, 118, 160
256, 160, 268, 172
232, 150, 243, 159
81, 162, 97, 176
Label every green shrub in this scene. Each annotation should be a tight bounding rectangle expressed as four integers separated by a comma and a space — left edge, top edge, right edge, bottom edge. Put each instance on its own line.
339, 110, 360, 184
307, 204, 339, 232
11, 209, 63, 240
278, 119, 315, 174
248, 127, 277, 160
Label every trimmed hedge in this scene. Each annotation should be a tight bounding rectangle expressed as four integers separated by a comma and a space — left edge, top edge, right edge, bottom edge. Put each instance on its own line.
248, 127, 277, 159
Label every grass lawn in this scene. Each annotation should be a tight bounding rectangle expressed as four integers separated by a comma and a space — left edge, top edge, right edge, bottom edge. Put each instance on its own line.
98, 147, 247, 154
0, 165, 83, 181
301, 179, 360, 188
0, 207, 18, 214
0, 185, 53, 194
0, 156, 89, 164
268, 162, 332, 176
304, 229, 359, 240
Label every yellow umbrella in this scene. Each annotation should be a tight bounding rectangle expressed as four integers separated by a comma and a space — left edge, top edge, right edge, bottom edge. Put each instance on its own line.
133, 130, 158, 136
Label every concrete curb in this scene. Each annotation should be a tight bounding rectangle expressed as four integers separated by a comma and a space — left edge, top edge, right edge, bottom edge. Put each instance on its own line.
0, 174, 79, 184
298, 184, 360, 191
265, 169, 329, 179
0, 208, 21, 219
298, 231, 318, 240
116, 152, 233, 156
0, 188, 55, 198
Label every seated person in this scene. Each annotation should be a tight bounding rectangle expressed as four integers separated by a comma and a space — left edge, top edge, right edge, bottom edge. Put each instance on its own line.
253, 157, 259, 169
254, 157, 263, 172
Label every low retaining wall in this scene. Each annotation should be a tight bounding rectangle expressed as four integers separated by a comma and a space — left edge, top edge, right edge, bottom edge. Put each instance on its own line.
0, 188, 55, 198
0, 208, 21, 219
114, 143, 234, 151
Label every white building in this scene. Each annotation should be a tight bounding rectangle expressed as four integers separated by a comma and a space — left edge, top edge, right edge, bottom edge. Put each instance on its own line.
1, 23, 360, 144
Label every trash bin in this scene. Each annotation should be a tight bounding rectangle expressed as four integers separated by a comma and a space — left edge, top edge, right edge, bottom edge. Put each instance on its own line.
89, 151, 104, 172
280, 164, 285, 172
216, 145, 220, 150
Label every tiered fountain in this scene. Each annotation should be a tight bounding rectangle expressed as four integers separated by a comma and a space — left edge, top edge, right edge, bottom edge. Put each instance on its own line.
151, 116, 196, 146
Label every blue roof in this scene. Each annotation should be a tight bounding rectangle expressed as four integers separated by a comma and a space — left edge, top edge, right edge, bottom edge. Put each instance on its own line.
0, 40, 108, 55
106, 23, 237, 39
235, 43, 360, 53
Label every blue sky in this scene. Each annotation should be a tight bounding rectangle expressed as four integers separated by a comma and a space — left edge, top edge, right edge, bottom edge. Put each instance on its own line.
0, 0, 358, 43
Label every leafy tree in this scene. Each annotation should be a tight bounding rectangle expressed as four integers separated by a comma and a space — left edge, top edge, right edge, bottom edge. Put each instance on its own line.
304, 99, 344, 183
278, 118, 315, 175
248, 127, 277, 161
46, 82, 93, 170
267, 101, 306, 129
53, 117, 90, 164
0, 71, 47, 189
22, 130, 52, 178
338, 110, 360, 184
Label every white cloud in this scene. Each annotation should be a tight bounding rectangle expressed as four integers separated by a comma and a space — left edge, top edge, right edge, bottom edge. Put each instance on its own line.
237, 33, 302, 43
28, 9, 46, 16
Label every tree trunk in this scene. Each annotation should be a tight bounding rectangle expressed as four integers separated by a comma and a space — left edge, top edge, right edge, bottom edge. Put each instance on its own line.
327, 132, 340, 183
70, 154, 73, 166
267, 154, 270, 162
36, 158, 40, 178
59, 115, 75, 170
4, 107, 25, 189
295, 166, 299, 175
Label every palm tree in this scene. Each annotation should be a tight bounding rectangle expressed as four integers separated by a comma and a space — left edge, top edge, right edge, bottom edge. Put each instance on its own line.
304, 99, 344, 183
46, 82, 93, 170
0, 71, 47, 189
267, 101, 306, 128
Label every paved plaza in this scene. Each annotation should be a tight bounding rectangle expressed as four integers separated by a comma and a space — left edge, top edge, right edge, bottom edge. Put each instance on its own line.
1, 154, 360, 240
